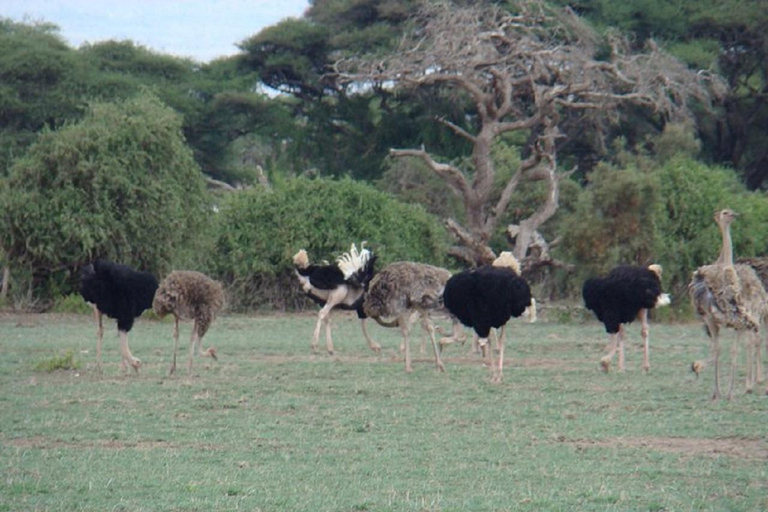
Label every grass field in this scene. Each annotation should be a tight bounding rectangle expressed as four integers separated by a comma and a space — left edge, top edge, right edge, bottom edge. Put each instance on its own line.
1, 310, 767, 511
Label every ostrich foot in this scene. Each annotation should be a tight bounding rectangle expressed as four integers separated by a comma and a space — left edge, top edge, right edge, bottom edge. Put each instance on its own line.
600, 357, 611, 373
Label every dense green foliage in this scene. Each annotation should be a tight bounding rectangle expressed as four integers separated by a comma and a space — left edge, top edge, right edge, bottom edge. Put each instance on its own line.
0, 19, 86, 175
0, 92, 208, 298
211, 178, 450, 310
557, 154, 768, 297
2, 313, 767, 510
551, 0, 768, 189
0, 3, 766, 310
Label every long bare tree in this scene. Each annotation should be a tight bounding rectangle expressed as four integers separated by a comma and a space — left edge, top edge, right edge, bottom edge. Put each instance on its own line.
339, 0, 721, 267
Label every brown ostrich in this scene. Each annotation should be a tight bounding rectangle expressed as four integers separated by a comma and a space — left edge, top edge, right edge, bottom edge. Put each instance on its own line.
363, 262, 454, 373
736, 256, 768, 392
153, 270, 224, 376
689, 209, 768, 399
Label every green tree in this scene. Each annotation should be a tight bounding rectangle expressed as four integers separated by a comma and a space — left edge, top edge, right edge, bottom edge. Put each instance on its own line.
0, 18, 86, 175
0, 92, 209, 301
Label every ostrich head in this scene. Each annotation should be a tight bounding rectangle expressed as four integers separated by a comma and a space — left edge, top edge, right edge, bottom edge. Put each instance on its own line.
714, 208, 737, 228
293, 249, 309, 269
648, 264, 663, 279
492, 251, 521, 276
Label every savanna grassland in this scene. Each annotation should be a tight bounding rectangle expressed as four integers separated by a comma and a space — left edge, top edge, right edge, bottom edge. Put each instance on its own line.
1, 310, 767, 511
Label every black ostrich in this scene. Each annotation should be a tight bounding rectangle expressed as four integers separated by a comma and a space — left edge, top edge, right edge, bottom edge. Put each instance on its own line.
583, 264, 670, 373
443, 252, 533, 382
293, 243, 380, 355
79, 260, 158, 373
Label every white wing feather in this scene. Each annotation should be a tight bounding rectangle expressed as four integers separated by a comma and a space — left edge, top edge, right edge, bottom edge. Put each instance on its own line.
337, 242, 371, 280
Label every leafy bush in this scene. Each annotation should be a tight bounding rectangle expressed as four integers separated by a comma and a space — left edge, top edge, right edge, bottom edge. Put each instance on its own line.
0, 91, 210, 301
556, 155, 768, 303
653, 156, 768, 296
211, 177, 450, 310
557, 163, 660, 288
51, 294, 92, 314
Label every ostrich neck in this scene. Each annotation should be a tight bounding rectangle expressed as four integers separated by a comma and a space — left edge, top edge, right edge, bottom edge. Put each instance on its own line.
718, 221, 734, 267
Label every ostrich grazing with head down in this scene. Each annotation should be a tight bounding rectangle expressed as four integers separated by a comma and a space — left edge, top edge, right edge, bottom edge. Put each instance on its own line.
583, 264, 670, 373
79, 260, 158, 374
689, 209, 768, 399
153, 270, 224, 376
363, 261, 454, 373
442, 252, 534, 383
293, 243, 380, 355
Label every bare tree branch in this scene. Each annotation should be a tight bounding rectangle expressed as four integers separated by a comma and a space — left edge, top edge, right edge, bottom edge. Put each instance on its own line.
389, 147, 472, 199
337, 0, 720, 265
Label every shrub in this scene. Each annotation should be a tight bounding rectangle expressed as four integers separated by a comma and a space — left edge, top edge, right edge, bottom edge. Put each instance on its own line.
653, 156, 768, 296
211, 177, 450, 310
51, 294, 92, 314
0, 91, 210, 302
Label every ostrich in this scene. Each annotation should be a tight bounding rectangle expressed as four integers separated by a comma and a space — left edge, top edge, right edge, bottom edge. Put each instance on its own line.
736, 257, 768, 390
153, 270, 224, 376
79, 260, 158, 374
363, 261, 453, 373
689, 209, 768, 399
442, 252, 533, 382
293, 243, 380, 355
583, 264, 670, 373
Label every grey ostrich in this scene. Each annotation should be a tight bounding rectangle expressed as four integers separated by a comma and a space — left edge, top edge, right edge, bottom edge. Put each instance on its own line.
363, 262, 454, 373
689, 209, 768, 399
153, 270, 224, 376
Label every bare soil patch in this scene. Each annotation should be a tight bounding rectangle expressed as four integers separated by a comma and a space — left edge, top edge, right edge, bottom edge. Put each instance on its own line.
565, 436, 768, 460
4, 435, 220, 451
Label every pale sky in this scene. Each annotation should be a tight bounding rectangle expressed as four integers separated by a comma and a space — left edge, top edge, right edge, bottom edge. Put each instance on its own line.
2, 0, 311, 62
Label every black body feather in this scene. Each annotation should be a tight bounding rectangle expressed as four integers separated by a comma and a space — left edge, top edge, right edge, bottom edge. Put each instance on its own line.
296, 264, 347, 290
80, 260, 158, 332
582, 265, 662, 334
444, 266, 532, 338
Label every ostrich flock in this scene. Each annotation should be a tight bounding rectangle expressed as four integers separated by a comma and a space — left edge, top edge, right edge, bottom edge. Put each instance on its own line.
78, 209, 767, 400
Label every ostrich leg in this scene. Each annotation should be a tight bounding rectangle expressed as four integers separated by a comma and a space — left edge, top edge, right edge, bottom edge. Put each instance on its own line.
360, 319, 382, 354
419, 312, 445, 372
400, 315, 413, 373
492, 325, 507, 383
118, 330, 141, 374
639, 309, 651, 373
169, 316, 180, 375
600, 332, 620, 373
94, 307, 104, 373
